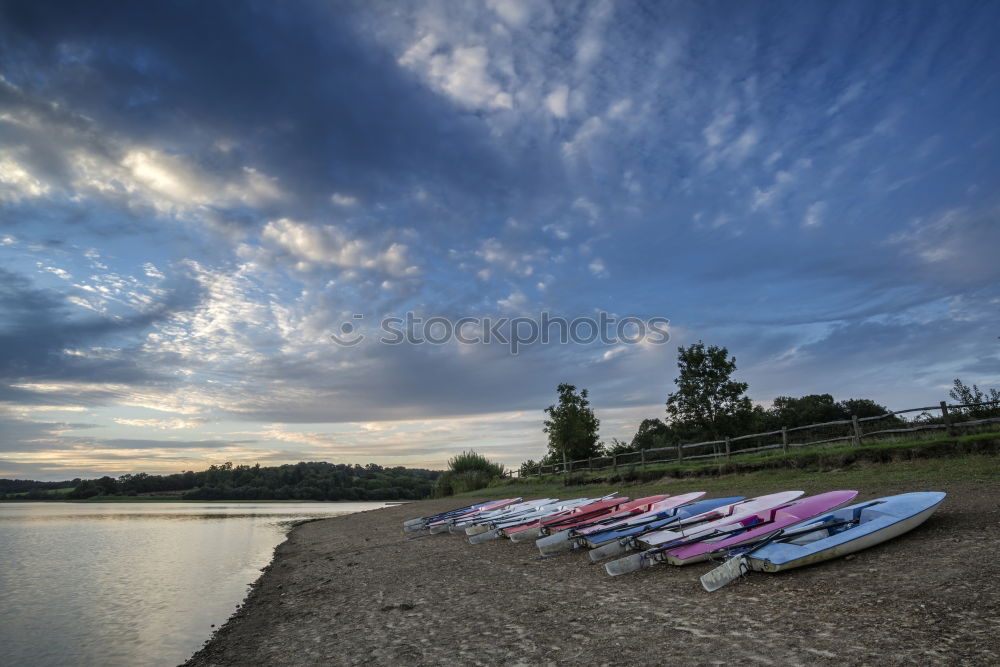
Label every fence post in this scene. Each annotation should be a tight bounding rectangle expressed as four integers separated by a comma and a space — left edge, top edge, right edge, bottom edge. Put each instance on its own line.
940, 401, 956, 436
612, 453, 618, 472
781, 427, 788, 454
538, 462, 543, 477
724, 437, 731, 460
676, 442, 683, 463
562, 451, 568, 474
640, 448, 646, 468
852, 415, 863, 446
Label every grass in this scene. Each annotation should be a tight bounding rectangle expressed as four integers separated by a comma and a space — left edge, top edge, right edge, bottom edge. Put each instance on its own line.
445, 431, 1000, 502
457, 454, 1000, 502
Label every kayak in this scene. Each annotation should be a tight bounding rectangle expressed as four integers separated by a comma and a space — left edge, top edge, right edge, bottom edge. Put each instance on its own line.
606, 490, 858, 575
581, 495, 744, 560
505, 496, 629, 542
449, 498, 558, 534
535, 492, 709, 556
404, 500, 507, 532
533, 494, 673, 538
426, 498, 522, 533
700, 491, 947, 591
468, 496, 610, 544
589, 491, 805, 562
573, 493, 706, 537
460, 498, 564, 535
507, 496, 645, 543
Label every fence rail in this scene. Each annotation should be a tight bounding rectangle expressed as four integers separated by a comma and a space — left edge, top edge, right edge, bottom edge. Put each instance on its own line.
517, 399, 1000, 478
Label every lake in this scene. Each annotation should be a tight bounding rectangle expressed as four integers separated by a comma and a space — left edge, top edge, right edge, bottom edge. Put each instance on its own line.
0, 501, 392, 666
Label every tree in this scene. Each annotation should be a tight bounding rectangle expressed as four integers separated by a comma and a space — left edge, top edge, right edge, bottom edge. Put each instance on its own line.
949, 378, 1000, 418
630, 418, 672, 451
837, 398, 895, 420
665, 341, 754, 439
543, 383, 602, 462
769, 394, 844, 426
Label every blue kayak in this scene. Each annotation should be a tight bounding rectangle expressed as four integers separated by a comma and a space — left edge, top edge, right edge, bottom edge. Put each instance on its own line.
746, 491, 947, 571
700, 491, 947, 591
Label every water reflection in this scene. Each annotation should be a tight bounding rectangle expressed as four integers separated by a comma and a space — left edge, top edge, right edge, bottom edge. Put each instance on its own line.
0, 502, 389, 667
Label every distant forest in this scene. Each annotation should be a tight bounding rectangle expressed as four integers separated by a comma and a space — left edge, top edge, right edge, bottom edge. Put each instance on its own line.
0, 461, 441, 502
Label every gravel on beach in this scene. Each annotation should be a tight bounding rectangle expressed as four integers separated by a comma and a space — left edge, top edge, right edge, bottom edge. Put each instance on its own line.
184, 479, 1000, 666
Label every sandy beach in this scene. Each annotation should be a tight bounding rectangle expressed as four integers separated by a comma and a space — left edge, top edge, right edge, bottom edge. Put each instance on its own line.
185, 479, 999, 666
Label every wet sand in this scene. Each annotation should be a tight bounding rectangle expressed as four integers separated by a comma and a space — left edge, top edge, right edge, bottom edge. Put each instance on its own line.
185, 480, 999, 666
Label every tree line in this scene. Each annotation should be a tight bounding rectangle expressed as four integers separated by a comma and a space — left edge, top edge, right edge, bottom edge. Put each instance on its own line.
0, 461, 441, 501
521, 341, 998, 475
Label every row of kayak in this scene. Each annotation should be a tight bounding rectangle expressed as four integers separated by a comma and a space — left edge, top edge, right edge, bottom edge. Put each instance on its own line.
402, 489, 946, 591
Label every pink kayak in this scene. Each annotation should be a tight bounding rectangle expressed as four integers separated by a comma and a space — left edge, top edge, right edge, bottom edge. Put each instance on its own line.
505, 496, 632, 541
606, 490, 858, 574
574, 491, 708, 536
535, 494, 673, 536
534, 492, 708, 556
664, 490, 858, 564
427, 497, 521, 531
637, 491, 806, 546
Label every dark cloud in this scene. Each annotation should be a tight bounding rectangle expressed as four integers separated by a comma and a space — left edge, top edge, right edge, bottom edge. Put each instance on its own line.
0, 0, 556, 223
0, 266, 199, 385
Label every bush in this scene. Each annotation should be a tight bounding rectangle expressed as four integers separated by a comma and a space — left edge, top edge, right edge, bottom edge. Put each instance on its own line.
434, 451, 506, 497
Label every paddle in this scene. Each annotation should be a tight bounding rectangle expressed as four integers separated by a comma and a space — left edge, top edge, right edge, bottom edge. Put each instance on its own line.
605, 518, 770, 576
699, 517, 861, 591
587, 515, 686, 562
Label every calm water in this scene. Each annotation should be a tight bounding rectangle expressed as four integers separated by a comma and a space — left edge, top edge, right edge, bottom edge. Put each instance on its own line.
0, 501, 391, 667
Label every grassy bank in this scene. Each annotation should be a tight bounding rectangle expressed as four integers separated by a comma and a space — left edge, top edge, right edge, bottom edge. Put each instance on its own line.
455, 431, 1000, 501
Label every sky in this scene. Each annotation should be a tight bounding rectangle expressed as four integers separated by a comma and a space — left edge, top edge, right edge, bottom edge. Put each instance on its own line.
1, 1, 998, 480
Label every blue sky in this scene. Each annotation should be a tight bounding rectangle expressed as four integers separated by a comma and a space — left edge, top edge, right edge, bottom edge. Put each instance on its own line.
1, 1, 998, 480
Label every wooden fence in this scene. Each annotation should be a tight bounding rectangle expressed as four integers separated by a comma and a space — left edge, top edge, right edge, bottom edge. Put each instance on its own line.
514, 400, 1000, 478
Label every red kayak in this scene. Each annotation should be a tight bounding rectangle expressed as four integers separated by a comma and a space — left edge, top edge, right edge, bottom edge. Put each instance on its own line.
505, 496, 632, 542
534, 494, 673, 537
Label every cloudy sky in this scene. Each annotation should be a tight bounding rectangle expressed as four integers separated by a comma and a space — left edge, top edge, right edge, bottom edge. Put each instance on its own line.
1, 1, 998, 480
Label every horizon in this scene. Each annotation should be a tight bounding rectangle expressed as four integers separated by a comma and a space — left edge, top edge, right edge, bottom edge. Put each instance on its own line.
2, 1, 999, 481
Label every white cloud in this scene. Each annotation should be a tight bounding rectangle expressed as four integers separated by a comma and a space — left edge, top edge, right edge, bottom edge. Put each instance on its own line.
588, 258, 608, 278
398, 36, 512, 111
42, 265, 72, 280
562, 115, 605, 162
827, 81, 866, 116
545, 84, 570, 118
331, 192, 358, 207
0, 150, 51, 201
113, 417, 207, 430
575, 0, 614, 69
260, 218, 420, 277
475, 237, 545, 277
487, 0, 532, 27
752, 158, 812, 211
703, 108, 736, 149
803, 201, 825, 228
143, 263, 165, 279
497, 290, 529, 312
888, 207, 1000, 284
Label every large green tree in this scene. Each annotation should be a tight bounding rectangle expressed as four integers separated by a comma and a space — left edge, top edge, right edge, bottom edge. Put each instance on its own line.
543, 383, 602, 461
665, 341, 754, 440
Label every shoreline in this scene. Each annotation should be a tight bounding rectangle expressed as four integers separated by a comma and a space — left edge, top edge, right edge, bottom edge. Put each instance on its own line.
184, 484, 999, 666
